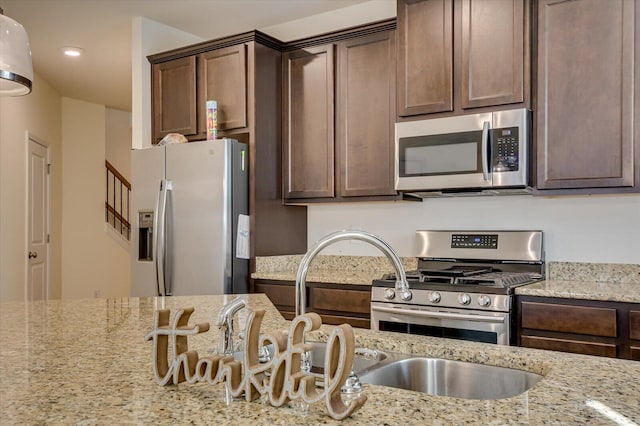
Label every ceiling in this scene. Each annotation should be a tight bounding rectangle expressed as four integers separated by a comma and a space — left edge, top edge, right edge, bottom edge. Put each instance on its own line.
2, 0, 370, 111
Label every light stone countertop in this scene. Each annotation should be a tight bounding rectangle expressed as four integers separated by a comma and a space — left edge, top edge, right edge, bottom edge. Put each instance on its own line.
252, 255, 418, 286
515, 279, 640, 303
516, 262, 640, 303
254, 256, 640, 303
1, 294, 640, 425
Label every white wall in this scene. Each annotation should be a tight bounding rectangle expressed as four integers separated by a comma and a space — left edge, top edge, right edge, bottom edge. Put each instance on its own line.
131, 17, 203, 150
307, 195, 640, 264
61, 98, 130, 299
0, 74, 63, 302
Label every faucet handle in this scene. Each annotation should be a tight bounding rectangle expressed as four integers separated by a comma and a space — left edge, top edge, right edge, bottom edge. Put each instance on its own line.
400, 290, 412, 301
216, 298, 247, 326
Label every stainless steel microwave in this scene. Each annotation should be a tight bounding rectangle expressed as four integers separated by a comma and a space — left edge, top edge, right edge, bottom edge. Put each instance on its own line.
395, 108, 531, 197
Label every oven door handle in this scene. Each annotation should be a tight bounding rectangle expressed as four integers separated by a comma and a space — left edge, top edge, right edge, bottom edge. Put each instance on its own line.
372, 305, 505, 323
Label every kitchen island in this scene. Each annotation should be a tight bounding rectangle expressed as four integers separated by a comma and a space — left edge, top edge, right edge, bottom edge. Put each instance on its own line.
1, 294, 639, 425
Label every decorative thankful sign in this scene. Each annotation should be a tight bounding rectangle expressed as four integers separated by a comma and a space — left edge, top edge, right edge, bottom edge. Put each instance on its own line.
144, 307, 367, 420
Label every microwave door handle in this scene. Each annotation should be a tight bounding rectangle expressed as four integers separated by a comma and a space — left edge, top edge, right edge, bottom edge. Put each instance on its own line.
481, 121, 491, 181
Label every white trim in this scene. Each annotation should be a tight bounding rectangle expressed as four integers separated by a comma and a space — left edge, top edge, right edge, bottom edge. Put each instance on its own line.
104, 222, 132, 252
25, 131, 51, 302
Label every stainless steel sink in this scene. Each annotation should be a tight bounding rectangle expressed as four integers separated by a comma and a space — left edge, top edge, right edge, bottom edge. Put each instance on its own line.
235, 342, 542, 400
358, 356, 543, 400
306, 342, 387, 375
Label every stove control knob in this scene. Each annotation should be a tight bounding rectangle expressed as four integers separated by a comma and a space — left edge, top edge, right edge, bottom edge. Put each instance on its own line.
400, 290, 413, 301
458, 293, 471, 305
428, 291, 441, 303
384, 288, 396, 300
477, 295, 491, 307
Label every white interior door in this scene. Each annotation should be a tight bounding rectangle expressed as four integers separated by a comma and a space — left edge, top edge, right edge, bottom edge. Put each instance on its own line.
27, 137, 50, 301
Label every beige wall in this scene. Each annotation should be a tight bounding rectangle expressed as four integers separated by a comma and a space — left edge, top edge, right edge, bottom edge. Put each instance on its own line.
0, 74, 63, 302
61, 98, 130, 299
261, 0, 396, 41
105, 108, 132, 180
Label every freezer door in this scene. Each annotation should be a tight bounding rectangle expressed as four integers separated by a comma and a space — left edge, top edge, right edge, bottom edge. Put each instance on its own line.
165, 140, 236, 295
131, 146, 165, 297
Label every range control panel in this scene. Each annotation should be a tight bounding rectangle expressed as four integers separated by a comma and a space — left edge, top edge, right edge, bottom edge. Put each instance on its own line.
451, 234, 498, 249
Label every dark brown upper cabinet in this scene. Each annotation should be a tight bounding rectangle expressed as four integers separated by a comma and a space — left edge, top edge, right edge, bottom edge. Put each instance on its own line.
336, 32, 397, 197
459, 0, 525, 109
151, 44, 248, 144
152, 56, 198, 141
283, 45, 335, 199
283, 24, 398, 202
535, 0, 639, 192
397, 0, 529, 118
397, 0, 453, 116
197, 44, 248, 135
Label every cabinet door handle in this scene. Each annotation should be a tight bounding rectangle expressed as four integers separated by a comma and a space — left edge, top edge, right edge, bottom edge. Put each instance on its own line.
28, 251, 38, 259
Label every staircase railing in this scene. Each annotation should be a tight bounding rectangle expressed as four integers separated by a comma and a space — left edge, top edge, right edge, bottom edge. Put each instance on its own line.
105, 160, 131, 240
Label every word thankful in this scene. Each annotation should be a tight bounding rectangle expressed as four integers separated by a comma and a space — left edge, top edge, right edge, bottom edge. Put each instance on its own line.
144, 307, 367, 420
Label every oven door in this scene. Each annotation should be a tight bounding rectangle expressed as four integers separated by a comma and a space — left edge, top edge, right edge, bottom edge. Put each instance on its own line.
395, 113, 493, 191
371, 302, 510, 345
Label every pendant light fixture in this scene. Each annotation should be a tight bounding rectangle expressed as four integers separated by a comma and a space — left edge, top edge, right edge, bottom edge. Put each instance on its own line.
0, 6, 33, 96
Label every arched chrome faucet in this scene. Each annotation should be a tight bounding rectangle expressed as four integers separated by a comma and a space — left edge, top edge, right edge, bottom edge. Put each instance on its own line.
294, 229, 411, 397
295, 229, 412, 317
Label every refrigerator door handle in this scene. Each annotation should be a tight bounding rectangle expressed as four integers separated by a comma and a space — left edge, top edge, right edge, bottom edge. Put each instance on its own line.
154, 179, 171, 296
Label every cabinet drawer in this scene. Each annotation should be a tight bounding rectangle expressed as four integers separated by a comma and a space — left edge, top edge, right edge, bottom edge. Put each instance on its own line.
253, 283, 295, 308
631, 346, 640, 361
630, 310, 640, 340
318, 314, 370, 329
521, 335, 617, 358
521, 301, 617, 337
310, 287, 370, 315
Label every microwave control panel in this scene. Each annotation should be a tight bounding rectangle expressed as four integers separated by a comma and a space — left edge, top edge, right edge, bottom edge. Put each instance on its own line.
492, 127, 519, 172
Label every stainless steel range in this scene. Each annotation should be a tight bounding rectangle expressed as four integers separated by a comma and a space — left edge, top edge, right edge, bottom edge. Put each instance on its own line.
371, 230, 544, 345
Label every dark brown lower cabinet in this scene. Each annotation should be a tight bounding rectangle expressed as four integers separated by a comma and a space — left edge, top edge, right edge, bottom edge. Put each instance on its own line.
252, 279, 371, 328
631, 310, 640, 360
517, 296, 640, 361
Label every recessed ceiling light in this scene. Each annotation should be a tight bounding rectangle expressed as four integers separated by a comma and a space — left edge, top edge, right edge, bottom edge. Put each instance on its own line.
61, 47, 83, 57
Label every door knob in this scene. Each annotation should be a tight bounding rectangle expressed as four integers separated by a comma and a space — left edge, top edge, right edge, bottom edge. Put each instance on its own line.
28, 251, 37, 259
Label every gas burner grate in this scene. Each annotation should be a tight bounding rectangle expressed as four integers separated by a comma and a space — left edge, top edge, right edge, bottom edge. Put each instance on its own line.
455, 272, 542, 287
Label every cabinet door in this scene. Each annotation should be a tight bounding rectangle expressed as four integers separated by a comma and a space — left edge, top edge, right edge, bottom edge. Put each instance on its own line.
631, 310, 640, 340
283, 45, 335, 199
336, 31, 397, 197
459, 0, 525, 109
397, 0, 454, 116
152, 56, 197, 143
197, 44, 248, 135
536, 0, 637, 190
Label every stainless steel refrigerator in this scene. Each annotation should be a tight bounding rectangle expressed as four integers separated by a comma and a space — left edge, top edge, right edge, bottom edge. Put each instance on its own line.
130, 139, 249, 297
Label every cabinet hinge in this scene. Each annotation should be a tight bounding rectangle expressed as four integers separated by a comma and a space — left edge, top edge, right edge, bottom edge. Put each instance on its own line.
47, 234, 50, 243
47, 164, 51, 174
